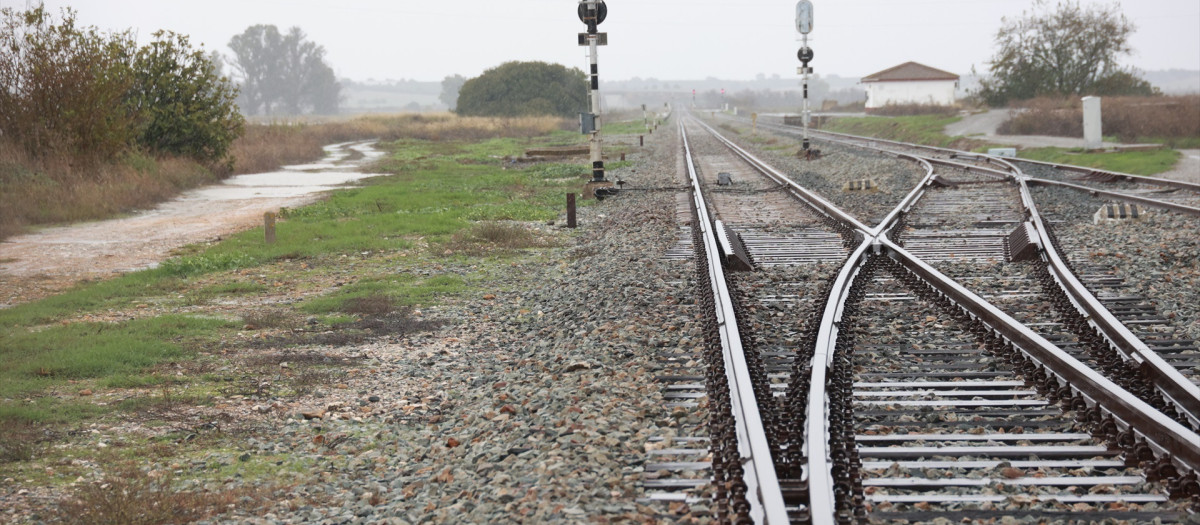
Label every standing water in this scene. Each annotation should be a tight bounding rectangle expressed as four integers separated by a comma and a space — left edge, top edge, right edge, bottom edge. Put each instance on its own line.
0, 141, 387, 308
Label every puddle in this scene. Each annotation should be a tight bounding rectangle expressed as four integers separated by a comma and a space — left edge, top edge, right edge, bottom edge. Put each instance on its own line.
188, 141, 385, 200
0, 140, 390, 307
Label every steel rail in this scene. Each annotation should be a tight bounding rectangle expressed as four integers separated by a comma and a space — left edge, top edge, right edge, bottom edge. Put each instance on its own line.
680, 121, 789, 524
1025, 177, 1200, 216
1014, 177, 1200, 428
761, 117, 1200, 207
877, 237, 1200, 471
1015, 157, 1200, 193
691, 115, 1200, 523
772, 116, 1200, 428
690, 119, 874, 234
806, 239, 873, 524
822, 116, 1200, 429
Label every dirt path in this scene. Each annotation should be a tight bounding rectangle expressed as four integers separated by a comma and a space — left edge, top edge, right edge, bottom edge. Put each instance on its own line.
0, 142, 385, 308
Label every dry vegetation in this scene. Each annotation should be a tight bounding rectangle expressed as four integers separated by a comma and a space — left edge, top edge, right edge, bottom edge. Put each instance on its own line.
0, 113, 569, 240
998, 95, 1200, 144
867, 103, 960, 117
55, 464, 274, 525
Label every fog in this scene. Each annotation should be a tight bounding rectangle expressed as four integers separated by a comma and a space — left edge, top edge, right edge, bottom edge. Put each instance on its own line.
22, 0, 1200, 82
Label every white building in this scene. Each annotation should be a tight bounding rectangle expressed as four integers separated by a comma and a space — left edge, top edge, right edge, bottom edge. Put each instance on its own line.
862, 62, 959, 110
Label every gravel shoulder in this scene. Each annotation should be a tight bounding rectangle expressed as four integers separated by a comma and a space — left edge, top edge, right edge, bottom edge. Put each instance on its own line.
2, 130, 716, 524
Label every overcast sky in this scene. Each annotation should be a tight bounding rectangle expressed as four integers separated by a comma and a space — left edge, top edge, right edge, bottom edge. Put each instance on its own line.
21, 0, 1200, 82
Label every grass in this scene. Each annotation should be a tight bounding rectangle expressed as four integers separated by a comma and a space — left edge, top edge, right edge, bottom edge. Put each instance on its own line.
1, 114, 571, 241
999, 95, 1200, 146
0, 119, 591, 432
0, 118, 598, 523
0, 315, 233, 410
1017, 147, 1182, 176
603, 119, 658, 135
821, 114, 973, 149
0, 145, 223, 240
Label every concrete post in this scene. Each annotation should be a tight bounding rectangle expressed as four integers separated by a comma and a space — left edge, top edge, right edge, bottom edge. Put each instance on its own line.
264, 211, 276, 244
1083, 96, 1102, 150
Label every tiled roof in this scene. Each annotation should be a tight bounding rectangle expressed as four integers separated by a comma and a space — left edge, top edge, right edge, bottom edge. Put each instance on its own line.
862, 62, 959, 83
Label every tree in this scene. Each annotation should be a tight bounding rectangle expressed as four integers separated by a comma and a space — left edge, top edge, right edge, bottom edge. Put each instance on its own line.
974, 1, 1154, 106
0, 6, 137, 161
439, 74, 466, 111
455, 61, 587, 118
130, 31, 244, 164
227, 25, 340, 115
0, 7, 244, 167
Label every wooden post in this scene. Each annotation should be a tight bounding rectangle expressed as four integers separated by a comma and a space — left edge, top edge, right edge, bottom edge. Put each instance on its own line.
567, 193, 577, 229
264, 211, 276, 244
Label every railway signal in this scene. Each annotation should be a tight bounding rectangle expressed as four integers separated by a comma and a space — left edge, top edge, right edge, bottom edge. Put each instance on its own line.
578, 0, 613, 195
796, 0, 815, 155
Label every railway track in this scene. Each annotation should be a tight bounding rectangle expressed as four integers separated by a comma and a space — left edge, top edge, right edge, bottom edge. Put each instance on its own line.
669, 112, 1200, 523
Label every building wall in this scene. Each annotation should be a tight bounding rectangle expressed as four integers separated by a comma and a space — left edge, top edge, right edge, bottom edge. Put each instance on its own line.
864, 80, 957, 109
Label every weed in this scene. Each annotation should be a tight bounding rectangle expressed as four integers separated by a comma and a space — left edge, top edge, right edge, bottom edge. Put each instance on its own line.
868, 103, 959, 117
158, 253, 258, 277
55, 463, 269, 525
0, 423, 41, 463
447, 222, 550, 256
288, 369, 344, 397
242, 308, 295, 330
341, 294, 396, 316
0, 315, 232, 403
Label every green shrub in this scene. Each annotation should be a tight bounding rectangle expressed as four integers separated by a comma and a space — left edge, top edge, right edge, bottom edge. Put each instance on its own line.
130, 31, 243, 165
456, 61, 588, 118
0, 7, 243, 166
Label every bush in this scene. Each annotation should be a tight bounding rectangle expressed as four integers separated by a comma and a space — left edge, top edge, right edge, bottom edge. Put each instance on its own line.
0, 7, 137, 162
456, 61, 588, 118
130, 31, 243, 165
0, 7, 243, 165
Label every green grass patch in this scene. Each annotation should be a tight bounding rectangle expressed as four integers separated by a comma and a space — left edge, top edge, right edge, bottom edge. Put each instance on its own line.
1017, 147, 1181, 176
301, 274, 467, 315
0, 272, 186, 328
0, 315, 233, 401
822, 115, 966, 148
0, 128, 577, 431
603, 119, 656, 135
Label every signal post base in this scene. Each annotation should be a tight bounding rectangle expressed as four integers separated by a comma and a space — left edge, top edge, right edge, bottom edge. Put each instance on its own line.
583, 180, 614, 200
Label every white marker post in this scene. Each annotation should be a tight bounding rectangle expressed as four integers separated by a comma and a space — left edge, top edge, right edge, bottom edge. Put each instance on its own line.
796, 0, 814, 153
